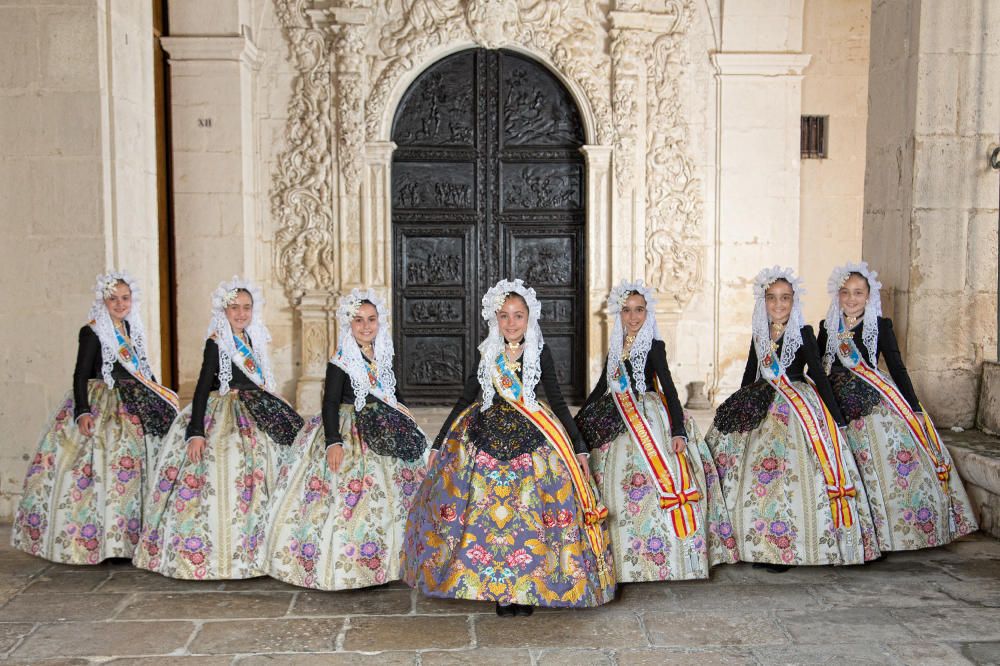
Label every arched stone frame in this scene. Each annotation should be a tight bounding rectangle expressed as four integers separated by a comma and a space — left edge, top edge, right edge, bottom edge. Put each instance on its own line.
271, 0, 706, 411
362, 40, 615, 402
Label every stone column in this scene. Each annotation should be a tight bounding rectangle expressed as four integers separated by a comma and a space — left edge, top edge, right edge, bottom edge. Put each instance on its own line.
582, 144, 614, 386
160, 34, 263, 396
863, 0, 999, 426
295, 291, 338, 414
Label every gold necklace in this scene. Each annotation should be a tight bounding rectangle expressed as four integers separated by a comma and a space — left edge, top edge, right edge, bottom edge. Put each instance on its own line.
845, 314, 861, 328
770, 321, 786, 336
624, 334, 636, 346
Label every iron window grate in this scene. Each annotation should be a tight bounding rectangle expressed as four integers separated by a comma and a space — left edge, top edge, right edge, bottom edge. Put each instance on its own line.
801, 115, 828, 159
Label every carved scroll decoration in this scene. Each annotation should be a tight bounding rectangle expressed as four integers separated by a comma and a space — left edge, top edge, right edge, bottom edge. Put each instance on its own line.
643, 0, 704, 311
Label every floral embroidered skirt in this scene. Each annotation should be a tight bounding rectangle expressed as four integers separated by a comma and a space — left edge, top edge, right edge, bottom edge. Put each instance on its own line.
133, 390, 289, 579
590, 397, 738, 582
402, 402, 615, 608
259, 405, 427, 590
706, 380, 879, 566
12, 381, 148, 564
833, 375, 977, 551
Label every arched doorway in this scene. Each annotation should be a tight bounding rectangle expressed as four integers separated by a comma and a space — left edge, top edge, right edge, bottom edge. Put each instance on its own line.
391, 48, 587, 404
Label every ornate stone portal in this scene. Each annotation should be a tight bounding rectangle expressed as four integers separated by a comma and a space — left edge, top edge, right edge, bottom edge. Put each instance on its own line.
271, 0, 705, 411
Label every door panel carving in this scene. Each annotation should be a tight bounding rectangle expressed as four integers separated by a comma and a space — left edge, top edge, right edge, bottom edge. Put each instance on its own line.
393, 48, 586, 402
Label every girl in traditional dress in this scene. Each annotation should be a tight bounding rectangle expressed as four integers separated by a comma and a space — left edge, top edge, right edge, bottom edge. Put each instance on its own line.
706, 266, 878, 571
12, 271, 179, 564
575, 280, 738, 581
817, 262, 977, 551
260, 289, 428, 589
133, 277, 303, 579
403, 279, 614, 616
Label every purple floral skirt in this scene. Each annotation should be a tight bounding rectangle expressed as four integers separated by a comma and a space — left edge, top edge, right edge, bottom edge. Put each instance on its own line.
402, 403, 615, 608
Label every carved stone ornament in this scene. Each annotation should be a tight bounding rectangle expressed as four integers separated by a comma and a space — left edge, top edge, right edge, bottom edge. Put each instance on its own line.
271, 0, 705, 314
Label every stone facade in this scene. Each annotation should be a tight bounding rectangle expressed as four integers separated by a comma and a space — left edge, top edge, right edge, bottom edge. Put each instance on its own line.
863, 0, 999, 427
4, 0, 997, 520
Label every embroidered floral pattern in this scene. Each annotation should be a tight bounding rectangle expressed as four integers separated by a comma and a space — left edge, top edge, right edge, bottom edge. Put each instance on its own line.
259, 408, 427, 590
840, 398, 978, 551
134, 391, 284, 579
590, 399, 737, 582
12, 381, 147, 564
238, 389, 304, 447
713, 380, 775, 434
705, 379, 878, 566
575, 392, 626, 450
355, 400, 428, 461
402, 403, 615, 608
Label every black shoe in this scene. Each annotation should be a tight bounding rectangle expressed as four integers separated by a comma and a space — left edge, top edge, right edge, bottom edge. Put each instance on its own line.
763, 563, 791, 574
873, 552, 889, 562
496, 603, 515, 617
513, 604, 534, 617
751, 562, 768, 569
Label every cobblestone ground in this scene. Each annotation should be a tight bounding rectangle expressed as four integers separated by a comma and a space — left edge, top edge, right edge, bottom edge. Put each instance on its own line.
0, 525, 998, 665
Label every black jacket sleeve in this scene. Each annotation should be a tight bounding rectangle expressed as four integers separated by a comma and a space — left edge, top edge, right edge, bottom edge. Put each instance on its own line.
816, 320, 830, 369
539, 346, 588, 455
578, 355, 610, 414
801, 325, 848, 428
73, 326, 101, 420
322, 364, 349, 447
879, 318, 921, 412
185, 339, 220, 440
432, 374, 482, 450
649, 341, 687, 439
740, 339, 759, 388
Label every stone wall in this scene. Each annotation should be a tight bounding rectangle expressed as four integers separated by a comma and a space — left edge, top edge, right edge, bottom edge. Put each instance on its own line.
0, 0, 160, 519
799, 0, 870, 326
864, 0, 999, 427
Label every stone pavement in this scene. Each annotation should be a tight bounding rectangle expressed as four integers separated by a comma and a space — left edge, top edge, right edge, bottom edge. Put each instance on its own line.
0, 525, 999, 665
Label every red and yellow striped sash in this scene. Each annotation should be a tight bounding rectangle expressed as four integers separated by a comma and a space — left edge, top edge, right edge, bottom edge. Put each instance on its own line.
770, 376, 856, 528
849, 362, 951, 490
611, 381, 700, 537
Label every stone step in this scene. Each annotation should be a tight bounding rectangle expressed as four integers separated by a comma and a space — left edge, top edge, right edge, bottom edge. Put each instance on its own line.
943, 429, 1000, 539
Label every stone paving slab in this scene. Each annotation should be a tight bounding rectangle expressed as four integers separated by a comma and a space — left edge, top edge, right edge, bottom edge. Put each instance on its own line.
1, 528, 999, 664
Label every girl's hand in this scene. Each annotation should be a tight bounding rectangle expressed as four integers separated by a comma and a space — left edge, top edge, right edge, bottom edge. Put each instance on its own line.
326, 444, 345, 473
186, 437, 207, 463
672, 436, 686, 454
427, 449, 439, 469
577, 453, 591, 479
77, 414, 95, 437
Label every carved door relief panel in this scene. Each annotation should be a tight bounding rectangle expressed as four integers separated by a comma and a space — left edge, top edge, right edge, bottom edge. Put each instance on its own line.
392, 48, 586, 403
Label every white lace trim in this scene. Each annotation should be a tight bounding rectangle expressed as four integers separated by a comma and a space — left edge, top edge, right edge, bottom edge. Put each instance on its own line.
87, 270, 153, 388
478, 279, 544, 411
332, 287, 397, 412
605, 279, 661, 394
823, 261, 883, 371
751, 266, 806, 377
206, 276, 275, 394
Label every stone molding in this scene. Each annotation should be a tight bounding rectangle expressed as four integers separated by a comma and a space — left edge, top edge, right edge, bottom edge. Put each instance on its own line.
711, 52, 812, 77
160, 35, 263, 69
270, 0, 708, 406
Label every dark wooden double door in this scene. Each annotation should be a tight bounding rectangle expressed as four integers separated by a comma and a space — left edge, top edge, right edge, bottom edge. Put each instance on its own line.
391, 48, 586, 404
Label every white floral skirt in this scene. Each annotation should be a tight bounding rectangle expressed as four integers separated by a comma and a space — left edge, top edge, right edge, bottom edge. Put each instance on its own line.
843, 399, 977, 551
259, 406, 427, 590
706, 381, 880, 566
591, 397, 738, 582
11, 381, 148, 564
133, 390, 288, 579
